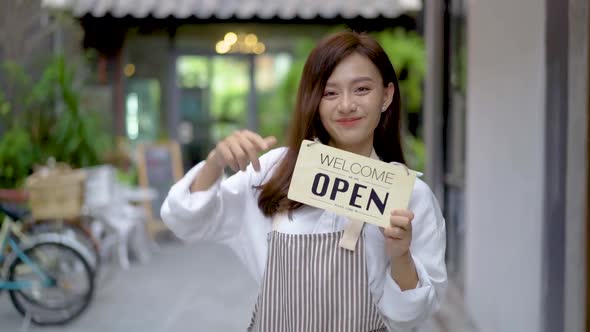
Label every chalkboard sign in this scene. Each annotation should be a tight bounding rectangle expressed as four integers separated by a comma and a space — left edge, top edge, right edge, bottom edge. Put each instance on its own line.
137, 141, 183, 234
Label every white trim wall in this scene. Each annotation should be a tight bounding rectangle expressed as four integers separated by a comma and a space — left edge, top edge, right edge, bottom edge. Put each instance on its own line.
464, 0, 546, 331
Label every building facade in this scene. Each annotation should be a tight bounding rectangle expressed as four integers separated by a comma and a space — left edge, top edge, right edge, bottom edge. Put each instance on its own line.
425, 0, 590, 331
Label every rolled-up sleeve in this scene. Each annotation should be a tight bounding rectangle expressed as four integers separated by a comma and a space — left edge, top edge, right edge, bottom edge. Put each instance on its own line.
378, 179, 448, 331
160, 147, 286, 243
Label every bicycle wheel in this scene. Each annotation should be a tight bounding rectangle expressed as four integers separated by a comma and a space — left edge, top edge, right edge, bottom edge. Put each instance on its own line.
23, 218, 101, 275
8, 241, 95, 325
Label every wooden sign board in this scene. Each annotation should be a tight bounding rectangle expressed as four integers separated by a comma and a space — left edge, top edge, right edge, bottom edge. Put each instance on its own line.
288, 140, 417, 228
137, 141, 183, 235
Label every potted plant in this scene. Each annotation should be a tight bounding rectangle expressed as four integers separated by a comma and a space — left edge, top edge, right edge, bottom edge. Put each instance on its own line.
0, 56, 111, 189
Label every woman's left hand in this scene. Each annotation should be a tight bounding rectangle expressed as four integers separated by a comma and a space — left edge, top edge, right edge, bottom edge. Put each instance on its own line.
382, 209, 414, 260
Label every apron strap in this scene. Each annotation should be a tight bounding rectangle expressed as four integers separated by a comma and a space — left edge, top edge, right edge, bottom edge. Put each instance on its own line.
271, 213, 283, 232
339, 219, 364, 251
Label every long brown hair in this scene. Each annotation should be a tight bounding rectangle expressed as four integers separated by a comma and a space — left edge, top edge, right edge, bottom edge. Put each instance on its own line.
257, 31, 405, 217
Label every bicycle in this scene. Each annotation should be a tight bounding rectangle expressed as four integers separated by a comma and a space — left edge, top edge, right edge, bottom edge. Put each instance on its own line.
0, 208, 95, 325
0, 199, 101, 277
22, 215, 101, 275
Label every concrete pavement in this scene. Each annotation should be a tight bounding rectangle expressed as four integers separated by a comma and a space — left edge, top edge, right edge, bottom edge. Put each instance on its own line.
1, 236, 475, 332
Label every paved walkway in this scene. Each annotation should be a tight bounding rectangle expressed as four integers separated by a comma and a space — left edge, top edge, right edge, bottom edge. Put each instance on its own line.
1, 236, 476, 332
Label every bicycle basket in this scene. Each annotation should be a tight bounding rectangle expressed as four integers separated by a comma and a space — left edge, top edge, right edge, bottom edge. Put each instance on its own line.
25, 167, 86, 220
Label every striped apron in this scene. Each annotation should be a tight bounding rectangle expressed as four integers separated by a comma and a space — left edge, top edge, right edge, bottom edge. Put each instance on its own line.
248, 214, 387, 332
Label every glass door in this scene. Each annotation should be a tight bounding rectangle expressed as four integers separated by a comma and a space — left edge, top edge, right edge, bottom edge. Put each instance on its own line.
176, 55, 250, 171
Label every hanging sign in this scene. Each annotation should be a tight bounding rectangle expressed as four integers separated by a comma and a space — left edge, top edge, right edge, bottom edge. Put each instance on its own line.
288, 140, 417, 228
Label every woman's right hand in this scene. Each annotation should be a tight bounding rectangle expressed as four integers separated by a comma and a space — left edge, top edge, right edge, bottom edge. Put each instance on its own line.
208, 130, 277, 172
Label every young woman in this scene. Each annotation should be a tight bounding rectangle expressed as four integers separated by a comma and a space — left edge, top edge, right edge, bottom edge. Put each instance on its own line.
161, 31, 447, 332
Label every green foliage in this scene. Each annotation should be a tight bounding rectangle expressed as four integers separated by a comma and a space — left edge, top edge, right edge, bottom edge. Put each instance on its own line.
0, 127, 37, 188
116, 167, 138, 186
46, 57, 110, 167
50, 108, 107, 167
403, 134, 426, 173
373, 28, 426, 114
372, 28, 426, 171
0, 91, 9, 115
276, 38, 316, 116
258, 89, 290, 144
0, 56, 111, 188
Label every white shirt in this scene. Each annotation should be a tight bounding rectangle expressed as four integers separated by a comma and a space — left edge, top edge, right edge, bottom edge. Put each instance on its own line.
161, 147, 447, 332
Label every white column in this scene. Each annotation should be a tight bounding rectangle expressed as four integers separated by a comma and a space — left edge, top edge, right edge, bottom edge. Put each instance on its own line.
464, 0, 546, 331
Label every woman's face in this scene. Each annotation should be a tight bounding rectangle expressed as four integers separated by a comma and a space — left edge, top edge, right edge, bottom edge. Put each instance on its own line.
318, 52, 394, 155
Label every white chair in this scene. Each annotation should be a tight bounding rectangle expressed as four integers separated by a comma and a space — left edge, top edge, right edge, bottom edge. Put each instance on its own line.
83, 165, 157, 269
114, 183, 159, 265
